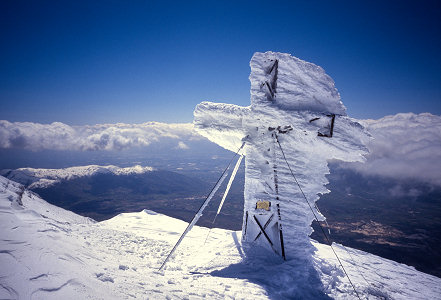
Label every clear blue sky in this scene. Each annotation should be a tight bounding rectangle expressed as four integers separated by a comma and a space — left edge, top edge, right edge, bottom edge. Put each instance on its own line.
1, 0, 440, 125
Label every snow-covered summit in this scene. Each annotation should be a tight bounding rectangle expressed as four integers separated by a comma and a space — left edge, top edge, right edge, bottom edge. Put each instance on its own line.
1, 175, 440, 299
0, 164, 155, 189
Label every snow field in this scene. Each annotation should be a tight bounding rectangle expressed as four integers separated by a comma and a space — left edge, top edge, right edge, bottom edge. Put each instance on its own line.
1, 175, 440, 299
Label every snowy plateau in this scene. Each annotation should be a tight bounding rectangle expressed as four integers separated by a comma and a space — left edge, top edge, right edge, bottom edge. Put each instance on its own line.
1, 175, 441, 299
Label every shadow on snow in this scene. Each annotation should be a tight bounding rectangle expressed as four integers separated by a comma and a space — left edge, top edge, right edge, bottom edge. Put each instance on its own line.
210, 232, 332, 300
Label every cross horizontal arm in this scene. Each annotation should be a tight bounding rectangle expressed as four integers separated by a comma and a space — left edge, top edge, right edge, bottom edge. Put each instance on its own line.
194, 101, 249, 152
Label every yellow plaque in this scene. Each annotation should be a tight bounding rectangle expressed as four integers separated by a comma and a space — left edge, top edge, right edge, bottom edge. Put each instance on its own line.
256, 201, 271, 211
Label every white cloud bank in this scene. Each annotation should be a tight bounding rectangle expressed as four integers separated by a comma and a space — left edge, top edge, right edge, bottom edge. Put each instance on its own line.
344, 113, 441, 186
1, 112, 440, 185
0, 121, 202, 151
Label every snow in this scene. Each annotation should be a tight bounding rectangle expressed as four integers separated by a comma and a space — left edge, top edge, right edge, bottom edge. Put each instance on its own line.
1, 175, 440, 299
249, 52, 346, 115
0, 164, 155, 188
194, 51, 370, 262
159, 170, 229, 269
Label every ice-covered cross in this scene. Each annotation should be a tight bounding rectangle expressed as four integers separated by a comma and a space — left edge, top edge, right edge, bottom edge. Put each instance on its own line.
194, 52, 369, 260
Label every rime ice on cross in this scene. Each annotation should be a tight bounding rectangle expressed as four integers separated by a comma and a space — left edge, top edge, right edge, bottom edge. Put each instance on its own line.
194, 52, 369, 260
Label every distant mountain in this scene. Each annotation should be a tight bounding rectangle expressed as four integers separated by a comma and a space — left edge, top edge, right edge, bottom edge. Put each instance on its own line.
1, 165, 217, 222
0, 164, 155, 188
1, 163, 245, 226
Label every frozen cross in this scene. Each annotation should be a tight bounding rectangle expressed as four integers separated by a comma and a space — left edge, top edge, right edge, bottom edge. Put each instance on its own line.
194, 52, 369, 260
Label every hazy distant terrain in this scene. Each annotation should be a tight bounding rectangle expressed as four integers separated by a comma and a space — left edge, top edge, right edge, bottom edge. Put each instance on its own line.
32, 170, 208, 221
31, 166, 244, 226
311, 164, 441, 278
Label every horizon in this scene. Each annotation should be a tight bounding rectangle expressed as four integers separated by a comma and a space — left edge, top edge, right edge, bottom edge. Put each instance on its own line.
0, 1, 440, 187
1, 0, 440, 126
1, 3, 441, 296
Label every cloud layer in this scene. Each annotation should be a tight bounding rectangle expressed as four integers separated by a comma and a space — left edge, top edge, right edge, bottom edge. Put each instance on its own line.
0, 121, 202, 151
1, 112, 440, 185
344, 113, 441, 186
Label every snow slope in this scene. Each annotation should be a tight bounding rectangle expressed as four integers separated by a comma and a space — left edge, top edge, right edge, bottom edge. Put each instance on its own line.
0, 164, 155, 189
1, 175, 440, 299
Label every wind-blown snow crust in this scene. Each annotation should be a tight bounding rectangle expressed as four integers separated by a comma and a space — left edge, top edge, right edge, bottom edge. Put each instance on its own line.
1, 175, 440, 299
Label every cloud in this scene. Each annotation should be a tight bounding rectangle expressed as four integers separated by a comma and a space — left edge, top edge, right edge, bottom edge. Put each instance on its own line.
1, 112, 440, 186
176, 141, 189, 150
387, 184, 422, 199
342, 113, 441, 186
0, 121, 203, 151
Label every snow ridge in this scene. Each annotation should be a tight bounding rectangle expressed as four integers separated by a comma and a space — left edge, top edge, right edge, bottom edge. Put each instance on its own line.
0, 164, 155, 189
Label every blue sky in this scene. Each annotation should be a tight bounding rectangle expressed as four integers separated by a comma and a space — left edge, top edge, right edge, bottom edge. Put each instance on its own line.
1, 0, 440, 125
